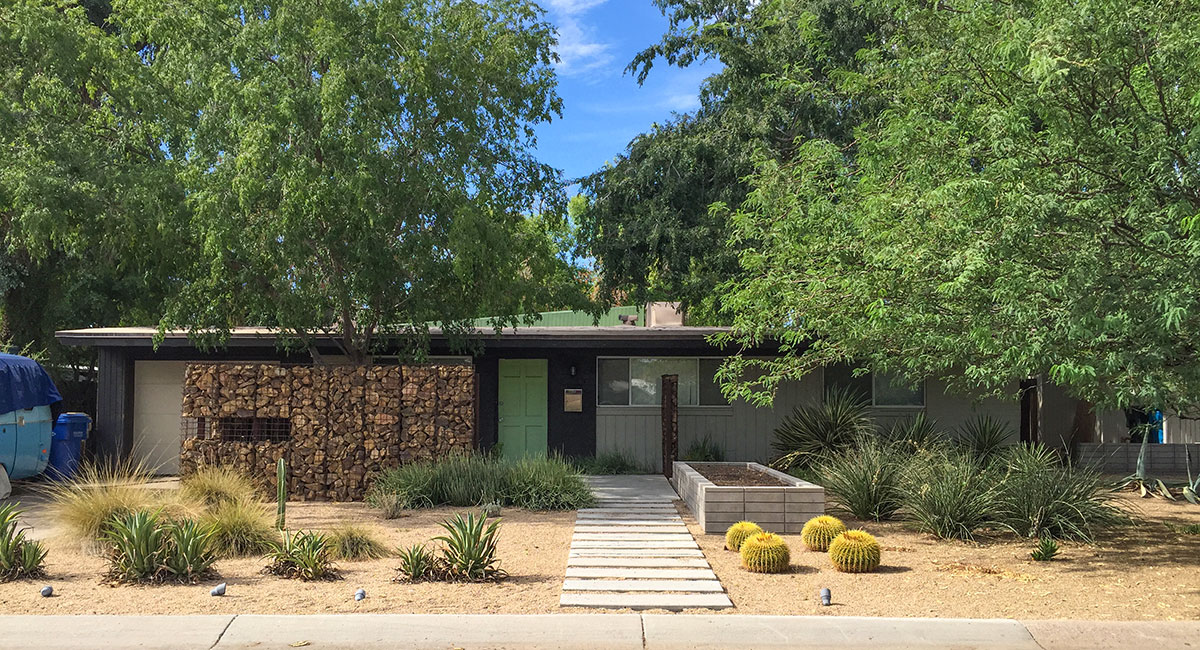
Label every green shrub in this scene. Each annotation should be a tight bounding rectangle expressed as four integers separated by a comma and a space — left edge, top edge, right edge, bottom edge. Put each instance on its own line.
328, 525, 387, 561
265, 530, 339, 581
395, 544, 435, 582
955, 416, 1012, 463
1030, 535, 1059, 561
367, 454, 593, 511
0, 503, 47, 581
682, 435, 725, 462
434, 512, 505, 581
883, 413, 943, 451
103, 510, 216, 583
180, 467, 258, 506
572, 451, 650, 475
771, 387, 874, 470
816, 437, 908, 521
1174, 523, 1200, 535
199, 497, 275, 557
992, 445, 1130, 542
902, 450, 998, 540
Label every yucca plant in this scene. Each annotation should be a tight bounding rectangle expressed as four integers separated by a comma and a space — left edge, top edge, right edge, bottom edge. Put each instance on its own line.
815, 437, 908, 521
902, 449, 998, 540
434, 512, 505, 581
771, 387, 874, 470
265, 530, 339, 581
164, 519, 217, 581
883, 413, 943, 451
955, 416, 1012, 463
0, 503, 47, 581
395, 544, 435, 582
103, 510, 170, 582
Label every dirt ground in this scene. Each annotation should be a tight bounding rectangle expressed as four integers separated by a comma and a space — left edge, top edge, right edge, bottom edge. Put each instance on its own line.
692, 493, 1200, 620
689, 463, 788, 486
1, 489, 1197, 618
0, 502, 573, 615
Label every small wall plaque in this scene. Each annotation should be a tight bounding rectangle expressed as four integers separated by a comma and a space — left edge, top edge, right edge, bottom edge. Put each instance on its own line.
564, 388, 583, 412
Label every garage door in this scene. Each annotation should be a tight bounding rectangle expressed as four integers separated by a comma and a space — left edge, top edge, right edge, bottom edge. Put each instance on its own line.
133, 361, 187, 475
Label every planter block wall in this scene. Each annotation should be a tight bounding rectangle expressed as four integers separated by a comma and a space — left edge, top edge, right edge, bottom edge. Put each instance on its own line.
180, 363, 474, 501
670, 461, 824, 534
1077, 442, 1199, 476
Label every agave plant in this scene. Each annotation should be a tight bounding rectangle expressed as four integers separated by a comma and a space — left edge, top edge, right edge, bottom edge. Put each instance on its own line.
265, 530, 339, 581
434, 512, 505, 581
164, 519, 217, 581
103, 510, 170, 582
395, 543, 435, 582
0, 503, 47, 581
1120, 426, 1177, 500
1184, 447, 1200, 505
771, 387, 875, 470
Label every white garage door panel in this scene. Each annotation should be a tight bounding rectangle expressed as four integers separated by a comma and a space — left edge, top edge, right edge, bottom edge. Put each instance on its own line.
133, 361, 187, 475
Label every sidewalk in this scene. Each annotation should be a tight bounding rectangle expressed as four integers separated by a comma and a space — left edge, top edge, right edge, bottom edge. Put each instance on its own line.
2, 614, 1197, 650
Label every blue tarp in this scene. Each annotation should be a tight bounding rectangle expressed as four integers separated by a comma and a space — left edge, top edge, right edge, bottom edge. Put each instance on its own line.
0, 353, 62, 414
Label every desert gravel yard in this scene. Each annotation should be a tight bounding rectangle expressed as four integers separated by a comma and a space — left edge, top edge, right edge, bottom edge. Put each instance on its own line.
2, 489, 1198, 618
690, 493, 1200, 620
0, 502, 574, 615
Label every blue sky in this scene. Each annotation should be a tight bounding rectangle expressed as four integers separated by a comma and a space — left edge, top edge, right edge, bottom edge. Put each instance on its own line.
532, 0, 722, 182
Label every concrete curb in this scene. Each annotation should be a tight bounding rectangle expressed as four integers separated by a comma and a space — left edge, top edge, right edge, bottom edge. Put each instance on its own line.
1, 614, 1198, 649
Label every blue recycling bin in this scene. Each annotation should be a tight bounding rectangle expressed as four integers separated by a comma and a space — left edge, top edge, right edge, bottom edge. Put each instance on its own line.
48, 412, 91, 480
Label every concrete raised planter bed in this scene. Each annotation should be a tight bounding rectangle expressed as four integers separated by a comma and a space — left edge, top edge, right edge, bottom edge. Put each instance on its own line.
670, 461, 824, 534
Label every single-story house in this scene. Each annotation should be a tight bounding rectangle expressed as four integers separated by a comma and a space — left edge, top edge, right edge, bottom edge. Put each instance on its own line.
55, 303, 1191, 478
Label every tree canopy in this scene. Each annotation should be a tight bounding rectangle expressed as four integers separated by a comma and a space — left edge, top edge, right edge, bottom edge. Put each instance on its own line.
576, 0, 879, 323
718, 0, 1200, 410
3, 0, 588, 364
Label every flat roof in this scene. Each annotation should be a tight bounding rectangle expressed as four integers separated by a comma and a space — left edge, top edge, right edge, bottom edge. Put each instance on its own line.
54, 325, 730, 348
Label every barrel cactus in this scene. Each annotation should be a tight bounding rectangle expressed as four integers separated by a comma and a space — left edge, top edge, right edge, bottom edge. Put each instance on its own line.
724, 521, 763, 551
801, 515, 846, 552
828, 529, 881, 573
739, 532, 791, 573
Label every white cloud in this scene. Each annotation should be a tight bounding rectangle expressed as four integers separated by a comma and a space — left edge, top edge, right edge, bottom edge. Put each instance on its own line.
542, 0, 614, 76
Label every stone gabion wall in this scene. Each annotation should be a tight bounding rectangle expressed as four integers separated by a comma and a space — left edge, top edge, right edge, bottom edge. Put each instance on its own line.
180, 363, 475, 501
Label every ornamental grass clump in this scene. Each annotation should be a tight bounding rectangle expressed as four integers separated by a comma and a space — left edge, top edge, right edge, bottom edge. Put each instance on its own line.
367, 453, 593, 511
42, 459, 199, 543
328, 525, 388, 561
199, 497, 276, 557
800, 515, 847, 552
901, 449, 999, 540
740, 532, 791, 573
0, 503, 47, 581
180, 467, 258, 507
828, 529, 881, 573
724, 521, 763, 551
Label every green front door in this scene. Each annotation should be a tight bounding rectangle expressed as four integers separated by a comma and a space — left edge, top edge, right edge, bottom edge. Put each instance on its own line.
498, 359, 548, 459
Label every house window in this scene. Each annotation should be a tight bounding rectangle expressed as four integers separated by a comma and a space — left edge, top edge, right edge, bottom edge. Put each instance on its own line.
824, 364, 924, 407
212, 417, 292, 443
597, 357, 729, 406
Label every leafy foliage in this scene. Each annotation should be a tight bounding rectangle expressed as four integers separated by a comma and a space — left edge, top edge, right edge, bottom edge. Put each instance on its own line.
718, 0, 1200, 410
771, 388, 874, 469
0, 503, 46, 581
265, 530, 339, 581
433, 512, 505, 582
367, 454, 593, 511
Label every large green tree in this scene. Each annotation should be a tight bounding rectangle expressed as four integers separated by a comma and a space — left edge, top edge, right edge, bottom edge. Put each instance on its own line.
719, 0, 1200, 410
578, 0, 879, 322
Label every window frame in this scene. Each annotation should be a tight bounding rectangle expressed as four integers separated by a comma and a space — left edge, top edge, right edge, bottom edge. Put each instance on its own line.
824, 366, 926, 408
596, 356, 731, 408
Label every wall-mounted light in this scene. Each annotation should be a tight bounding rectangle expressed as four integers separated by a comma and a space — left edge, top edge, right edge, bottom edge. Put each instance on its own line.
570, 364, 577, 377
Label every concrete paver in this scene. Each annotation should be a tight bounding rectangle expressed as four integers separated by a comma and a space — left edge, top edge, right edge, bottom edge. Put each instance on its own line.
563, 579, 726, 592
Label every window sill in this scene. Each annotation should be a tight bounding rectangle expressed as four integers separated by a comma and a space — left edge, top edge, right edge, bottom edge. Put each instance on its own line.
597, 405, 734, 416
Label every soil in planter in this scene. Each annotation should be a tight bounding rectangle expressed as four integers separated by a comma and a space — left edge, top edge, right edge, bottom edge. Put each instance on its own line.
689, 463, 789, 487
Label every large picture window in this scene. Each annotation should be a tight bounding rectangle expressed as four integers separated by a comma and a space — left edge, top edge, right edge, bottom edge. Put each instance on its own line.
597, 357, 729, 406
824, 364, 924, 407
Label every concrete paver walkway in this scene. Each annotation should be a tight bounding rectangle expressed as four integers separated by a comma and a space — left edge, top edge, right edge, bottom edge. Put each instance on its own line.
559, 475, 733, 610
2, 614, 1197, 650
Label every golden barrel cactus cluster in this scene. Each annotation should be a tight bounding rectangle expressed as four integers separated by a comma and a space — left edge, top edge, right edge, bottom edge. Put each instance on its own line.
801, 515, 847, 552
724, 521, 764, 551
739, 532, 791, 573
828, 529, 882, 573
